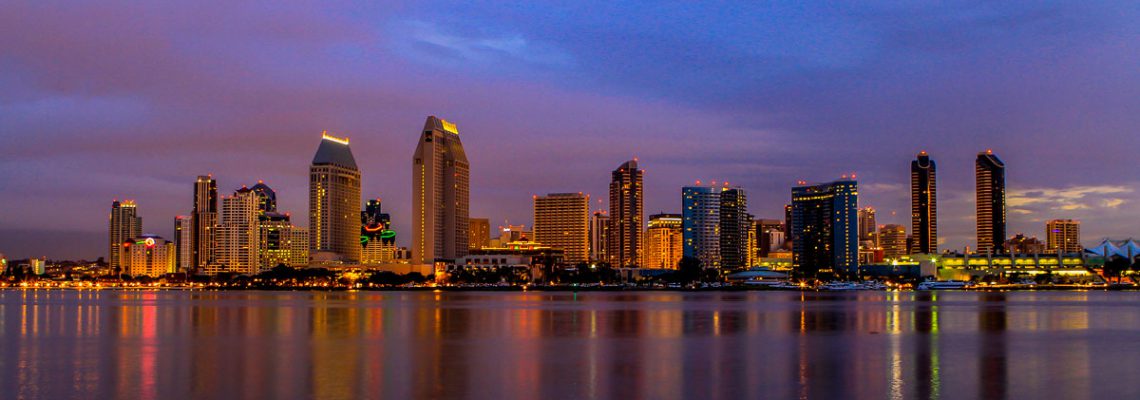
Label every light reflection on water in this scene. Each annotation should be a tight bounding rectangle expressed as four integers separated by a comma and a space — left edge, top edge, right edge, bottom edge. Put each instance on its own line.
1, 290, 1137, 399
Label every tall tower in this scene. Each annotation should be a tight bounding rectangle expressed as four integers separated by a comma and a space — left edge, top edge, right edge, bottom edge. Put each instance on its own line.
719, 187, 749, 270
645, 214, 683, 269
975, 150, 1006, 255
412, 116, 470, 264
858, 207, 878, 247
174, 216, 193, 272
533, 193, 590, 263
192, 175, 217, 271
682, 185, 722, 269
590, 211, 610, 262
791, 179, 858, 278
215, 188, 260, 275
607, 160, 644, 267
911, 151, 937, 254
108, 200, 142, 270
879, 224, 907, 260
310, 132, 362, 263
1045, 219, 1081, 253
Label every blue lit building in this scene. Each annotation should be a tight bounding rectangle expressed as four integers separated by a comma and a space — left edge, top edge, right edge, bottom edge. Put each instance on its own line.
682, 185, 723, 269
791, 179, 858, 277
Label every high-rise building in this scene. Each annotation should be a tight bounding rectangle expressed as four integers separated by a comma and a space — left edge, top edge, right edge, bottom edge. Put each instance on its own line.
590, 211, 610, 262
755, 219, 784, 258
310, 132, 362, 263
122, 235, 176, 278
259, 212, 296, 270
682, 185, 723, 269
879, 224, 907, 260
783, 204, 793, 241
791, 179, 858, 277
250, 180, 277, 214
719, 188, 750, 270
858, 207, 878, 247
533, 193, 590, 263
109, 200, 142, 270
746, 218, 758, 267
192, 175, 218, 271
911, 151, 938, 254
976, 150, 1006, 255
361, 199, 398, 265
412, 116, 470, 264
214, 188, 259, 275
1046, 219, 1081, 253
174, 216, 192, 272
468, 218, 490, 250
289, 229, 310, 267
645, 214, 683, 269
607, 160, 644, 267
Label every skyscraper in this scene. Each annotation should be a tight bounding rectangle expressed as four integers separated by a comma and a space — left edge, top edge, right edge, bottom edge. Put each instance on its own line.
109, 200, 142, 270
259, 212, 296, 270
645, 214, 683, 269
719, 188, 750, 270
413, 116, 470, 264
192, 175, 217, 271
468, 218, 490, 250
174, 215, 192, 272
590, 211, 610, 262
607, 160, 644, 267
879, 224, 907, 260
976, 150, 1006, 255
682, 185, 722, 269
858, 207, 878, 247
911, 151, 938, 254
214, 188, 259, 275
791, 179, 858, 278
310, 132, 362, 263
250, 180, 277, 214
1046, 219, 1082, 253
533, 193, 590, 263
361, 199, 397, 265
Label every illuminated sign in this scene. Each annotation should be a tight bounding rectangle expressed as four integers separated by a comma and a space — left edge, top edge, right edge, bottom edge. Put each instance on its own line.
440, 119, 459, 134
321, 130, 350, 145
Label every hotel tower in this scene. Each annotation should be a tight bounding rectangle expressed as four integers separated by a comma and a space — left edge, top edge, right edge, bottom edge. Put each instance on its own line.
412, 116, 470, 264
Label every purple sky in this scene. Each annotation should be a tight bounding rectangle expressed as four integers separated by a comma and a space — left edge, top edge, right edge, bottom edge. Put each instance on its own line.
2, 1, 1139, 260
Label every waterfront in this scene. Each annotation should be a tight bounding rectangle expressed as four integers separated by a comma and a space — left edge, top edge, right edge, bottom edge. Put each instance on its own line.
3, 290, 1139, 399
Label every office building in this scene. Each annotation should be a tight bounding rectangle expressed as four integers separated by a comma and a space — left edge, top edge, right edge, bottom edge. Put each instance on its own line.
192, 175, 218, 271
361, 199, 398, 265
858, 207, 878, 247
791, 179, 858, 277
109, 200, 142, 270
682, 185, 723, 269
259, 212, 298, 270
645, 213, 683, 269
607, 160, 643, 267
911, 151, 938, 254
534, 193, 590, 264
174, 215, 192, 272
468, 218, 490, 250
719, 188, 750, 270
412, 116, 470, 264
1046, 219, 1082, 253
213, 188, 260, 275
122, 235, 176, 278
976, 150, 1006, 255
250, 181, 277, 214
879, 224, 907, 260
755, 219, 784, 257
310, 132, 362, 263
590, 211, 610, 263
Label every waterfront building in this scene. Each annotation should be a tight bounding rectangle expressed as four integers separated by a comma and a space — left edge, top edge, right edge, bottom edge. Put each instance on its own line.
174, 216, 192, 272
29, 258, 46, 276
719, 188, 750, 270
192, 175, 217, 271
1046, 219, 1082, 253
645, 213, 683, 269
607, 160, 644, 267
412, 116, 470, 264
911, 151, 937, 254
109, 200, 142, 270
468, 218, 491, 250
1088, 238, 1140, 259
1005, 233, 1046, 255
122, 235, 176, 277
682, 185, 723, 269
289, 229, 309, 267
213, 188, 259, 275
935, 252, 1088, 281
590, 211, 610, 262
310, 132, 362, 264
858, 207, 878, 247
976, 150, 1006, 255
879, 224, 907, 260
533, 193, 590, 264
755, 219, 784, 257
361, 199, 398, 265
493, 224, 532, 247
790, 179, 858, 277
259, 212, 299, 270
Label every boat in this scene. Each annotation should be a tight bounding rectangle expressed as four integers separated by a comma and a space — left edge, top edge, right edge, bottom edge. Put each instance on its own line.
743, 280, 800, 290
916, 280, 972, 290
819, 282, 863, 291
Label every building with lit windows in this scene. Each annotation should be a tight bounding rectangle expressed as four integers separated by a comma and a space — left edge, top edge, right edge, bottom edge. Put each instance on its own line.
858, 207, 878, 247
911, 151, 937, 254
976, 150, 1006, 255
645, 214, 683, 269
122, 235, 176, 278
682, 185, 723, 269
719, 188, 750, 270
109, 200, 142, 270
259, 212, 300, 269
192, 175, 217, 271
361, 199, 398, 265
879, 224, 907, 260
213, 188, 260, 275
755, 219, 784, 258
310, 132, 362, 264
608, 160, 644, 267
412, 116, 470, 264
1046, 219, 1082, 253
791, 179, 858, 277
534, 193, 590, 264
468, 218, 490, 250
590, 211, 610, 263
174, 215, 192, 272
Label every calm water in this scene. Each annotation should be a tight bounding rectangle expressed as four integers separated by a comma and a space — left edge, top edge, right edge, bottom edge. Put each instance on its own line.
2, 290, 1140, 399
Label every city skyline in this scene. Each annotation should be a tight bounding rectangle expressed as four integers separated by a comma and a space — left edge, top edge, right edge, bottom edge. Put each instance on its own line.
4, 2, 1140, 259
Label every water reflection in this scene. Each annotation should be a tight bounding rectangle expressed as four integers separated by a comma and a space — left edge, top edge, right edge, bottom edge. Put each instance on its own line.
1, 290, 1139, 399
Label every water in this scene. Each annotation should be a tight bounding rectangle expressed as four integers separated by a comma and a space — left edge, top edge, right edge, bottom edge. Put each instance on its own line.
2, 289, 1139, 399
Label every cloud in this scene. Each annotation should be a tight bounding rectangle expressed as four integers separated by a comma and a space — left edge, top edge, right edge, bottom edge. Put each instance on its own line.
1008, 185, 1132, 213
